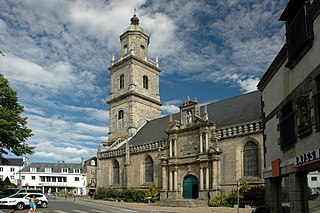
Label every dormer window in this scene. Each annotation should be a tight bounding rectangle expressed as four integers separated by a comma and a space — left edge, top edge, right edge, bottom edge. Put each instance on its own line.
74, 168, 80, 173
30, 168, 37, 172
62, 168, 68, 173
143, 76, 148, 89
280, 0, 314, 69
44, 168, 52, 173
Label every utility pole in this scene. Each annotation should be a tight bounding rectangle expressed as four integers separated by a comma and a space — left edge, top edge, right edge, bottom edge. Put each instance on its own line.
237, 181, 240, 213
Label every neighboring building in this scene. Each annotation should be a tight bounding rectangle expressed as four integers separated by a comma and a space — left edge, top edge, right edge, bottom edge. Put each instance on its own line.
83, 157, 97, 195
258, 0, 320, 212
19, 157, 97, 195
97, 15, 264, 201
308, 171, 320, 195
0, 158, 28, 186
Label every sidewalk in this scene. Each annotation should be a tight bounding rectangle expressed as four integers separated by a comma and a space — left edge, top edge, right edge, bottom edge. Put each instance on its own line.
80, 197, 254, 213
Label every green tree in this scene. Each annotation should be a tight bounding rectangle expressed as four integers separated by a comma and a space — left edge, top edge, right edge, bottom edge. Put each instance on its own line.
0, 74, 34, 162
0, 49, 4, 56
145, 183, 160, 203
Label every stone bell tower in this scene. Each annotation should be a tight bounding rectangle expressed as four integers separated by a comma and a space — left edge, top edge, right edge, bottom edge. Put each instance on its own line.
106, 14, 162, 146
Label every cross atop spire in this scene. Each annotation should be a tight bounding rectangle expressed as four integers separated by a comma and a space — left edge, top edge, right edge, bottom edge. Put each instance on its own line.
130, 8, 139, 25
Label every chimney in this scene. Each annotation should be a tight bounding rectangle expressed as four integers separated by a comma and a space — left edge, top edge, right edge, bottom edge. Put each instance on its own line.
81, 158, 84, 167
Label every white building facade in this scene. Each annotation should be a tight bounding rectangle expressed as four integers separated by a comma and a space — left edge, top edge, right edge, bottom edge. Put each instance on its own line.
0, 158, 28, 186
19, 162, 88, 195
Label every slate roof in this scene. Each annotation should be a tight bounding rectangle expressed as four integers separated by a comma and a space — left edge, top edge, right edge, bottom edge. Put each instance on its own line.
0, 158, 24, 166
20, 162, 84, 173
84, 157, 97, 166
128, 91, 261, 147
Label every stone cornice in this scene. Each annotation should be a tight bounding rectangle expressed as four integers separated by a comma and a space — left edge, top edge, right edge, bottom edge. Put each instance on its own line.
107, 91, 162, 106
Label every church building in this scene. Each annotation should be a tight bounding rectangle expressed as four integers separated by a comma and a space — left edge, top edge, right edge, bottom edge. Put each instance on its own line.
96, 15, 264, 201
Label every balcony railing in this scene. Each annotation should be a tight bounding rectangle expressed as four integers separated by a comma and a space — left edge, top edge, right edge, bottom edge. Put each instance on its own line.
279, 111, 296, 147
286, 3, 314, 67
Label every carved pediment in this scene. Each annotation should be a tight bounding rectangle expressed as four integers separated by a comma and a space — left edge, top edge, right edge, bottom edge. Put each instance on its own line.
166, 121, 180, 132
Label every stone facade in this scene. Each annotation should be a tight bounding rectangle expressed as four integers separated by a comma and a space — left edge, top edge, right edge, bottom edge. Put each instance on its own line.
97, 15, 264, 201
258, 0, 320, 212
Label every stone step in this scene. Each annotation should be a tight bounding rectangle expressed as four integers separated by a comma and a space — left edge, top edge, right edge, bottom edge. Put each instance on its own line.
153, 199, 208, 207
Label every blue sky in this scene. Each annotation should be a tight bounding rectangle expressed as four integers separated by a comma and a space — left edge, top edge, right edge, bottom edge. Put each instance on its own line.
0, 0, 287, 163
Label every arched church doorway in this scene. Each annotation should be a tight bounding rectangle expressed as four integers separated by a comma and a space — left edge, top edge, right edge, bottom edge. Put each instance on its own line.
183, 175, 199, 199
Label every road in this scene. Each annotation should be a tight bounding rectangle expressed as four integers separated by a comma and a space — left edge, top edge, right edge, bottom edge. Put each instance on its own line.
0, 198, 157, 213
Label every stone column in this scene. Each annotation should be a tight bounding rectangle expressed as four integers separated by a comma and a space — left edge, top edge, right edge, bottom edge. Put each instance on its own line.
174, 170, 178, 190
205, 132, 209, 152
169, 171, 173, 191
200, 167, 203, 190
199, 133, 203, 153
211, 158, 221, 191
169, 140, 172, 158
206, 167, 209, 190
174, 139, 177, 157
161, 162, 167, 191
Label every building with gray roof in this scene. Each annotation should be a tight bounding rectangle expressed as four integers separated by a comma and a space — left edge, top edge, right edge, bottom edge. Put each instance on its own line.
97, 15, 264, 202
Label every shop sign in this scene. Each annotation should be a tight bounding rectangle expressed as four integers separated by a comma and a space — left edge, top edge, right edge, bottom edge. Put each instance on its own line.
295, 149, 320, 166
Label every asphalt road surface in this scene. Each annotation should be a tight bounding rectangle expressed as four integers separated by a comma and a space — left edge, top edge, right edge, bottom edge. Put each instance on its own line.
0, 199, 157, 213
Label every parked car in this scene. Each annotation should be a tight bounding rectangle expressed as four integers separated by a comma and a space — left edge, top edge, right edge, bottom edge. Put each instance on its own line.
0, 192, 48, 210
251, 206, 270, 213
0, 188, 43, 199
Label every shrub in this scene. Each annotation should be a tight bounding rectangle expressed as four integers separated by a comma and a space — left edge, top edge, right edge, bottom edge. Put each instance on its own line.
95, 187, 122, 200
244, 185, 266, 206
209, 195, 228, 207
123, 188, 146, 202
226, 192, 242, 206
145, 183, 160, 203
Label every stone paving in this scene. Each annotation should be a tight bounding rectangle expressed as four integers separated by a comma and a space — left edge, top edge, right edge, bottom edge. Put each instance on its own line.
83, 198, 255, 213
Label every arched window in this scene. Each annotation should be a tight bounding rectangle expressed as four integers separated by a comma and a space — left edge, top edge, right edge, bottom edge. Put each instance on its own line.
90, 160, 95, 166
113, 160, 120, 185
145, 156, 154, 183
124, 44, 128, 55
117, 110, 124, 130
143, 76, 148, 89
243, 142, 259, 176
120, 75, 124, 89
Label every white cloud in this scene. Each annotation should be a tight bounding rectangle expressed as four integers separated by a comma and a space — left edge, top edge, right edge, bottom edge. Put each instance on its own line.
0, 56, 76, 89
0, 0, 287, 163
161, 104, 180, 116
237, 77, 260, 92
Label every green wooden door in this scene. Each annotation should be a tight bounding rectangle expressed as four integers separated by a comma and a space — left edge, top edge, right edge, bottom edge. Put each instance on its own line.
183, 175, 199, 199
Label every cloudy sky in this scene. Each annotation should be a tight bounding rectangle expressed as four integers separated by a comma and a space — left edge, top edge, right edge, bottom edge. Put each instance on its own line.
0, 0, 287, 163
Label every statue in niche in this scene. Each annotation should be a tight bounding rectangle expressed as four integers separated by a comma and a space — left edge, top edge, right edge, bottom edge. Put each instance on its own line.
187, 110, 193, 124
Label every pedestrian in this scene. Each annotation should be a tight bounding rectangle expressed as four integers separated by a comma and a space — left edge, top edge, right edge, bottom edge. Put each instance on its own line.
28, 195, 37, 213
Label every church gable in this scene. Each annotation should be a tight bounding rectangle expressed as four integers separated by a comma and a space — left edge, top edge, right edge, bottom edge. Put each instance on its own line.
118, 90, 262, 148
